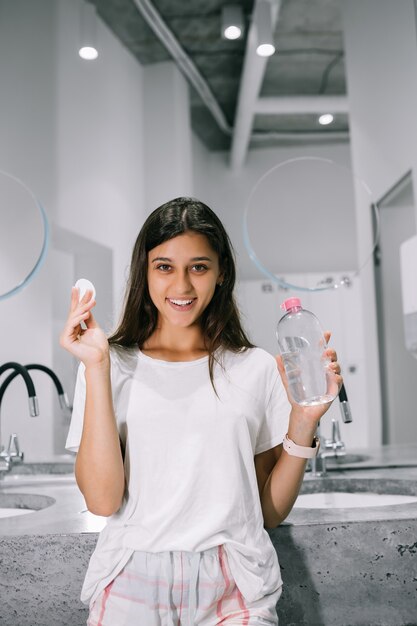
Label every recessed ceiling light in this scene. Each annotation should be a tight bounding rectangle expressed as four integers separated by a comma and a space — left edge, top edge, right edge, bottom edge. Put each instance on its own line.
78, 1, 99, 61
224, 25, 242, 40
221, 6, 244, 41
319, 113, 334, 125
79, 46, 98, 60
255, 0, 276, 57
256, 43, 275, 57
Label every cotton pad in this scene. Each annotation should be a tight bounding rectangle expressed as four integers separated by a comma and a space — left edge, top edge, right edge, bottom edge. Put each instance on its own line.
74, 278, 96, 302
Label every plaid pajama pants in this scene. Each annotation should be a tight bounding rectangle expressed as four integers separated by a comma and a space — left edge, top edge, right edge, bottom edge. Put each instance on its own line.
87, 544, 281, 625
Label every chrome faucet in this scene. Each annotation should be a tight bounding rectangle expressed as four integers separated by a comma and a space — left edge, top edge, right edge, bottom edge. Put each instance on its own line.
0, 362, 39, 475
324, 418, 346, 456
309, 384, 352, 477
309, 421, 328, 477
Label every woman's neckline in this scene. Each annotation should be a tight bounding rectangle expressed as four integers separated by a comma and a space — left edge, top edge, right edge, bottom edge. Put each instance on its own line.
137, 348, 211, 366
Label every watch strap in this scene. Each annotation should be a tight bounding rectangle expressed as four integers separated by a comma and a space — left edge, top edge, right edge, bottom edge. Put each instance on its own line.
283, 433, 320, 458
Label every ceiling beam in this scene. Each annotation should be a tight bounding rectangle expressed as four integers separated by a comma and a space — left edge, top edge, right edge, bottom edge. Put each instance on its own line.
255, 95, 349, 115
230, 0, 282, 170
131, 0, 231, 135
251, 130, 349, 143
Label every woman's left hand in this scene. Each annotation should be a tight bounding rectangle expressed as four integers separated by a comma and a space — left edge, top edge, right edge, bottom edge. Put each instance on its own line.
276, 331, 343, 434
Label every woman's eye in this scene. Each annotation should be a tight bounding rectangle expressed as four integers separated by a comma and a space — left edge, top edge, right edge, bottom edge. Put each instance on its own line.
192, 265, 208, 272
156, 264, 171, 271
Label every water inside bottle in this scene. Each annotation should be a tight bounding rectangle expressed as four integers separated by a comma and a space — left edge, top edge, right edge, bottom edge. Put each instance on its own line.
281, 349, 336, 406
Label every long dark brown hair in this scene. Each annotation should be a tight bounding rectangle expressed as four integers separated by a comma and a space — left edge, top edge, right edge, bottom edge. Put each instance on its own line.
108, 197, 254, 389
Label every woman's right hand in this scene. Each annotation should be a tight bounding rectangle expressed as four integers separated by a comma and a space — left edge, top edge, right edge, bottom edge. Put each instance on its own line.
59, 287, 109, 368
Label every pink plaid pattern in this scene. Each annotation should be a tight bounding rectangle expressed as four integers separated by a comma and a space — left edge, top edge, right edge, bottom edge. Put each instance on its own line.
87, 544, 279, 625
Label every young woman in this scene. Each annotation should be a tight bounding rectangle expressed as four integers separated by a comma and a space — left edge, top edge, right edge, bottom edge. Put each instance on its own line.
61, 197, 342, 626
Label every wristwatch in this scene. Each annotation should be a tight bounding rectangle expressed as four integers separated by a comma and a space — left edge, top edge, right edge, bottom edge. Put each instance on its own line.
283, 433, 320, 458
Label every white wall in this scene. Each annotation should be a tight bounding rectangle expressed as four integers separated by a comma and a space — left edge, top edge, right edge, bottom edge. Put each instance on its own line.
192, 136, 371, 445
191, 0, 417, 447
0, 1, 194, 461
341, 0, 417, 444
375, 185, 417, 444
192, 137, 356, 281
143, 62, 194, 211
56, 0, 145, 313
3, 0, 416, 459
0, 0, 58, 461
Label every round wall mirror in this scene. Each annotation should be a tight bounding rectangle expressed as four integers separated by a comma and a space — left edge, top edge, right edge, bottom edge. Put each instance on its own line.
243, 156, 380, 292
0, 170, 49, 301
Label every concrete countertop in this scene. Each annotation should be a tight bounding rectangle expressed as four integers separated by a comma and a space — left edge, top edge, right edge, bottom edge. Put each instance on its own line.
1, 445, 417, 626
0, 474, 107, 536
0, 444, 417, 535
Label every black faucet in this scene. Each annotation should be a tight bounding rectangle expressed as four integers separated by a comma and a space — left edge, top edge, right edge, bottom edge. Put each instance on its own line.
0, 362, 39, 417
0, 363, 70, 412
0, 362, 39, 470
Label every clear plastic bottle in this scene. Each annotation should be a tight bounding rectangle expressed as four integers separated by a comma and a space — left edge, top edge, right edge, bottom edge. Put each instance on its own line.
276, 297, 337, 406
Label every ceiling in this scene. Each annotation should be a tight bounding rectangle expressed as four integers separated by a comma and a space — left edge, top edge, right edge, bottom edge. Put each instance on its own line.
91, 0, 348, 154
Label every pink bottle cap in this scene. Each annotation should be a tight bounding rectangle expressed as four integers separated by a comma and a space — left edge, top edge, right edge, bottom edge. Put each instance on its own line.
281, 297, 302, 311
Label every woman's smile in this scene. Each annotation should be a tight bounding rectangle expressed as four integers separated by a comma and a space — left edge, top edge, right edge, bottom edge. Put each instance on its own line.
166, 297, 197, 311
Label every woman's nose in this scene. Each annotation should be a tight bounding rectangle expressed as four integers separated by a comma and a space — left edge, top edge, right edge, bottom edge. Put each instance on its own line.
173, 271, 193, 293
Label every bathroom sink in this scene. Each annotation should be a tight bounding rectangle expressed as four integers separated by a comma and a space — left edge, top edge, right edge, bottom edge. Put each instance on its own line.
295, 491, 417, 509
294, 477, 417, 510
0, 492, 55, 518
0, 508, 36, 518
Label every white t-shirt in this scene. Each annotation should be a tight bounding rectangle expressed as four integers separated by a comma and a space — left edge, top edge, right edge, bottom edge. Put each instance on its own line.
65, 345, 291, 608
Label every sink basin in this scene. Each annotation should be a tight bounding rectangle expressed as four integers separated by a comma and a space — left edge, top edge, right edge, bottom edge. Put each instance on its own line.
294, 477, 417, 510
0, 492, 55, 518
295, 491, 417, 509
0, 508, 36, 518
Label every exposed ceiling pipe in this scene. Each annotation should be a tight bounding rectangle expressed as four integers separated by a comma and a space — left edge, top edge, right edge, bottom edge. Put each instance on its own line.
131, 0, 232, 136
131, 0, 347, 155
230, 0, 282, 170
255, 95, 349, 115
